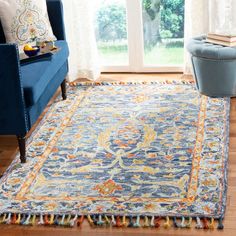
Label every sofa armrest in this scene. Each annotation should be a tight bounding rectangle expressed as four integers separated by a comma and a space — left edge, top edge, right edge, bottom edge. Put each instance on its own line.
46, 0, 66, 40
0, 44, 29, 136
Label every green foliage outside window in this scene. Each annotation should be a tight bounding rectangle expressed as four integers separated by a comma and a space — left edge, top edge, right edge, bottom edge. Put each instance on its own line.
96, 0, 184, 46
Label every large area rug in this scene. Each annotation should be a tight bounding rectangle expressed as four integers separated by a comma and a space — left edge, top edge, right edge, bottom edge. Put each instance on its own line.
0, 81, 230, 229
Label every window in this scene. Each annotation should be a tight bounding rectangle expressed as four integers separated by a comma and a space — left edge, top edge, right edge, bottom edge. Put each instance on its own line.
95, 0, 185, 72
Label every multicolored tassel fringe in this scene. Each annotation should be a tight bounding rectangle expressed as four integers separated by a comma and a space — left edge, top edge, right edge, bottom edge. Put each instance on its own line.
69, 80, 195, 87
0, 213, 224, 230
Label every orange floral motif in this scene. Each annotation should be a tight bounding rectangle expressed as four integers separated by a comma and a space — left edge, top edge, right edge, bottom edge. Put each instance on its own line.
34, 141, 45, 147
114, 140, 128, 148
93, 179, 123, 196
45, 202, 58, 211
187, 149, 193, 154
67, 154, 76, 159
105, 153, 113, 158
144, 203, 156, 211
147, 153, 157, 158
127, 153, 135, 158
164, 155, 173, 160
96, 206, 104, 212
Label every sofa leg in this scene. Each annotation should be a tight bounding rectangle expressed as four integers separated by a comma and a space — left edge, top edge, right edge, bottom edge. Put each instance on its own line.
17, 136, 26, 163
61, 80, 67, 100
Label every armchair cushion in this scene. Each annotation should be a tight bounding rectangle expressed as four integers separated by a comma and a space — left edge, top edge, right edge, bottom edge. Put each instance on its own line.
21, 40, 69, 107
0, 0, 56, 44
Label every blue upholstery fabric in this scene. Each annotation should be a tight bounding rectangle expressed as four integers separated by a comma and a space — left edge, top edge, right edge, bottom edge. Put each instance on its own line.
187, 35, 236, 97
0, 44, 29, 135
27, 62, 68, 127
21, 41, 69, 107
46, 0, 66, 40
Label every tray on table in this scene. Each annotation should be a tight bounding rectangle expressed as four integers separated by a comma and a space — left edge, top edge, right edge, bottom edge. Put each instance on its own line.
19, 47, 60, 65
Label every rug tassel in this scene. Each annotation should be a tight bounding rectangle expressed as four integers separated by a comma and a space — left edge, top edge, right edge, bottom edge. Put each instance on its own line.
11, 213, 17, 224
104, 215, 110, 226
68, 214, 77, 227
23, 214, 31, 225
195, 217, 203, 229
164, 216, 170, 229
65, 214, 72, 226
208, 218, 215, 230
59, 214, 65, 226
128, 216, 134, 227
154, 216, 161, 228
150, 216, 155, 227
54, 215, 60, 225
180, 216, 186, 228
133, 215, 141, 228
111, 215, 116, 226
38, 214, 44, 225
92, 215, 98, 226
217, 217, 224, 230
5, 213, 12, 224
116, 216, 123, 227
186, 217, 192, 228
15, 214, 21, 224
77, 215, 84, 227
97, 215, 105, 226
0, 214, 6, 224
44, 214, 49, 225
143, 216, 149, 228
202, 218, 209, 230
20, 214, 26, 225
122, 215, 127, 227
173, 217, 179, 228
87, 215, 94, 227
49, 214, 55, 225
31, 215, 36, 225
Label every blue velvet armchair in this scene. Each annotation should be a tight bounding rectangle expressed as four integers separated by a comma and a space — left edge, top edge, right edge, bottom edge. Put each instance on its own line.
0, 0, 69, 163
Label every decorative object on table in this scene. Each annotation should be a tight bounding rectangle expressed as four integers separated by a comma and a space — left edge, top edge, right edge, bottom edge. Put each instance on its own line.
20, 41, 60, 65
37, 40, 58, 53
0, 0, 69, 163
0, 81, 229, 230
188, 35, 236, 97
206, 33, 236, 47
0, 0, 56, 45
23, 44, 40, 57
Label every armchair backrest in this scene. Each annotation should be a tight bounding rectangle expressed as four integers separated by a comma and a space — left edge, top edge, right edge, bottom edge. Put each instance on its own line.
46, 0, 66, 41
0, 44, 29, 136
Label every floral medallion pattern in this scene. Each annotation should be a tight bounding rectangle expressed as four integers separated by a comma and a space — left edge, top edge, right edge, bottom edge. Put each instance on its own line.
0, 82, 230, 219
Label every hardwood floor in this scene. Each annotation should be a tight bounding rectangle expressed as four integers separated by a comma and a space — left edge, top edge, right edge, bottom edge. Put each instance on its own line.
0, 73, 235, 236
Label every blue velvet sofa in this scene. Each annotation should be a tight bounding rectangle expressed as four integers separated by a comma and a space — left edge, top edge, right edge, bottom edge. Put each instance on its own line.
0, 0, 69, 163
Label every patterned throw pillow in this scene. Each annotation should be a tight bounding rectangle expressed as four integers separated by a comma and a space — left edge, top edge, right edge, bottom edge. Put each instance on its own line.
0, 0, 56, 45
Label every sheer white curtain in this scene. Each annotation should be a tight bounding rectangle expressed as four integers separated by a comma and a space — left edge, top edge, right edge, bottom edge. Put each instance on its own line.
184, 0, 209, 74
209, 0, 236, 35
62, 0, 100, 82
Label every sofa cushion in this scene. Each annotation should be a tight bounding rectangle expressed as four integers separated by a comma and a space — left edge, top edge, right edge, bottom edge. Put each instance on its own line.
0, 0, 56, 45
21, 40, 69, 107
